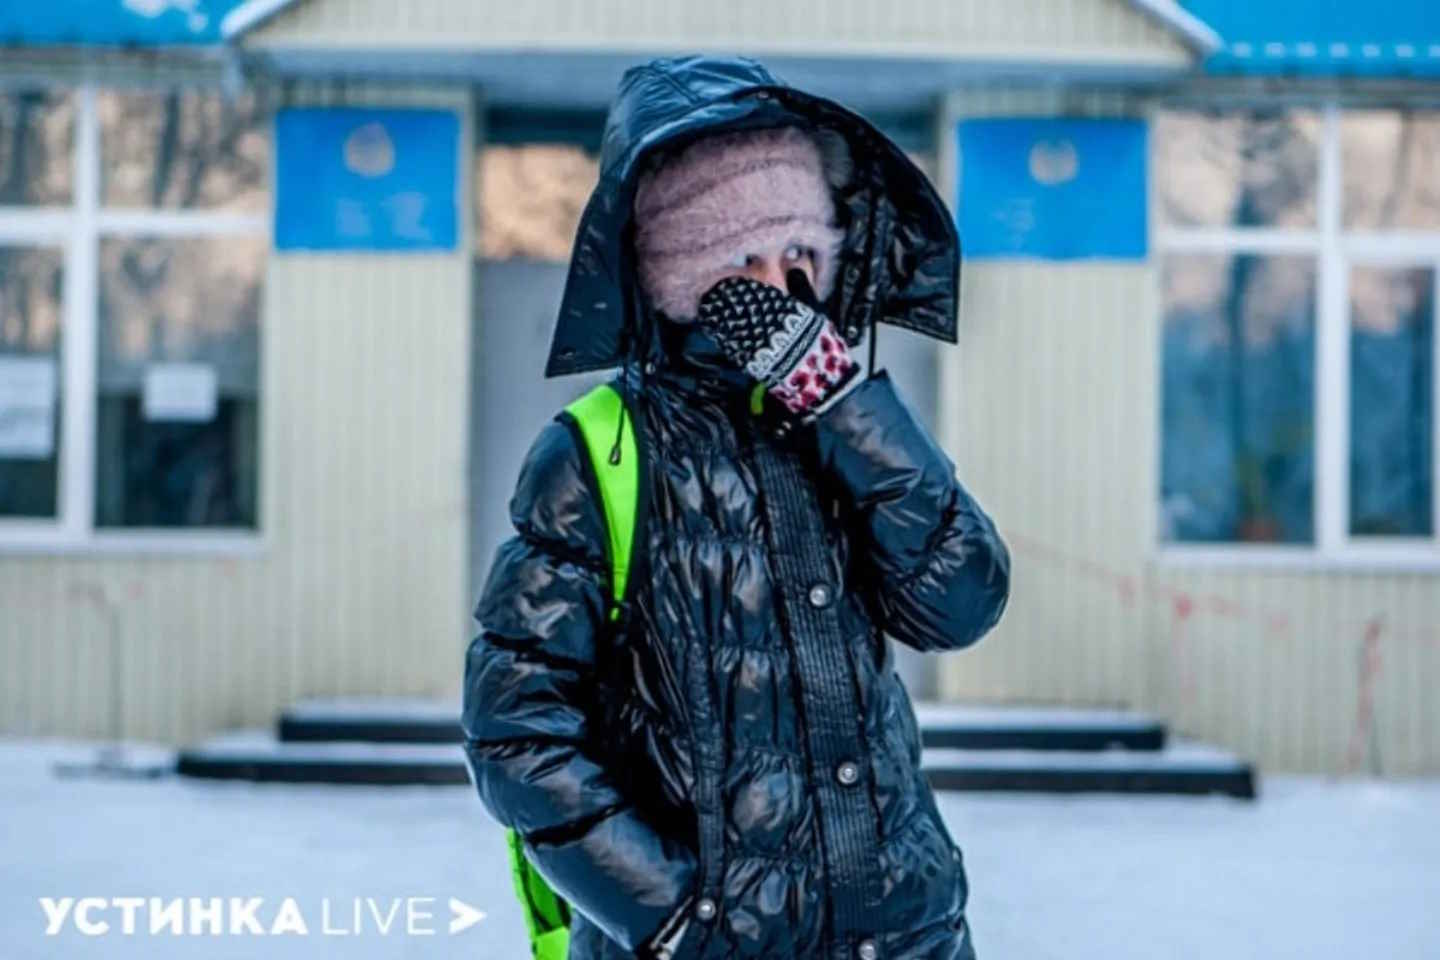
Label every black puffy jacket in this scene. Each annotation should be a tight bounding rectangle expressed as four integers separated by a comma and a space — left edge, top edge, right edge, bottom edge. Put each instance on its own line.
462, 56, 1010, 960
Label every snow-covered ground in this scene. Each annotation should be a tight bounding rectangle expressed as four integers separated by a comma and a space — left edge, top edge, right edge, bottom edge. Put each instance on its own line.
3, 736, 1437, 959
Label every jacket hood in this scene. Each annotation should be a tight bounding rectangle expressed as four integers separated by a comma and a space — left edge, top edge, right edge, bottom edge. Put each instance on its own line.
543, 55, 962, 380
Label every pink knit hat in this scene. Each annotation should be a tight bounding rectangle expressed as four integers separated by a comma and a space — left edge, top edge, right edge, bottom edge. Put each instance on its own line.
632, 125, 846, 322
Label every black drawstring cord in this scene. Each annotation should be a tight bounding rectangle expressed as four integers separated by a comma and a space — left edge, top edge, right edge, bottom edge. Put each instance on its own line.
609, 310, 655, 466
610, 325, 631, 465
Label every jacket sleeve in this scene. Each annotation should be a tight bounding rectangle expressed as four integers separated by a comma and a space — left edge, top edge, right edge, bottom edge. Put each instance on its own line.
810, 368, 1010, 653
461, 417, 700, 954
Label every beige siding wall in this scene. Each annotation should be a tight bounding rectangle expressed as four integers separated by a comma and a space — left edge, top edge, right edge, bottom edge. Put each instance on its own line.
1142, 569, 1440, 776
937, 90, 1440, 775
941, 262, 1157, 710
244, 0, 1191, 66
0, 83, 474, 747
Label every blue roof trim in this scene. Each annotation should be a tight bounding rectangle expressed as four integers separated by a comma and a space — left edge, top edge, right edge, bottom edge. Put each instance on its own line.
0, 1, 250, 47
1182, 0, 1440, 77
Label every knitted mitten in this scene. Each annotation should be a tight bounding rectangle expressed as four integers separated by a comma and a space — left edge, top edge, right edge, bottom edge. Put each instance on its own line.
696, 275, 862, 422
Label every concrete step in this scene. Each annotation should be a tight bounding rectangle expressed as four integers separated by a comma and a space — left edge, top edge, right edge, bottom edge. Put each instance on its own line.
177, 730, 1255, 798
912, 702, 1166, 752
176, 730, 471, 785
921, 742, 1256, 799
277, 697, 462, 744
278, 698, 1168, 752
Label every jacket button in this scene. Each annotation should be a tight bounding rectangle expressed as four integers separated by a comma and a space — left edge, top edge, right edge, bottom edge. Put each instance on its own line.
695, 897, 717, 922
808, 582, 831, 608
857, 938, 878, 960
835, 759, 860, 785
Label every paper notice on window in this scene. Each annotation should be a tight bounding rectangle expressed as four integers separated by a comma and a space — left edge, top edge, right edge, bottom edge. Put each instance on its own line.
0, 355, 57, 459
143, 363, 218, 422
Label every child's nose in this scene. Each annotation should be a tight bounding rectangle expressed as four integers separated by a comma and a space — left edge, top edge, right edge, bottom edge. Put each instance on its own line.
748, 257, 789, 293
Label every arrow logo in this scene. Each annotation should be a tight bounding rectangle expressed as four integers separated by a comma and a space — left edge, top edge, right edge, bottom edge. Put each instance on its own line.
448, 898, 487, 934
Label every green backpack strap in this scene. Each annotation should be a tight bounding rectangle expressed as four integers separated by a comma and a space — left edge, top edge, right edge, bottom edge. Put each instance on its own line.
505, 828, 571, 960
562, 381, 640, 624
503, 380, 642, 960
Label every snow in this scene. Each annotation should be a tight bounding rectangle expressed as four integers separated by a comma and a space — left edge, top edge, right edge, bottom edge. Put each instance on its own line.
186, 728, 465, 762
3, 735, 1437, 959
283, 698, 463, 722
911, 702, 1159, 730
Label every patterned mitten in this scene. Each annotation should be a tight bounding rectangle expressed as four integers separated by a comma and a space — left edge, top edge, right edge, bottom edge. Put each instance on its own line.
696, 276, 863, 422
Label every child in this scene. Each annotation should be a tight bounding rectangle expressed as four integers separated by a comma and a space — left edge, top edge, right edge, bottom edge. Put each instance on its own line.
463, 54, 1009, 960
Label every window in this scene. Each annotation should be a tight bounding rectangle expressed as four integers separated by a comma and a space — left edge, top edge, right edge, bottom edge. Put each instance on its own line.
0, 91, 74, 206
0, 87, 268, 550
1158, 105, 1440, 565
1341, 111, 1440, 231
476, 143, 599, 261
0, 247, 64, 518
1156, 109, 1320, 229
96, 236, 263, 528
1348, 265, 1433, 538
1161, 253, 1316, 543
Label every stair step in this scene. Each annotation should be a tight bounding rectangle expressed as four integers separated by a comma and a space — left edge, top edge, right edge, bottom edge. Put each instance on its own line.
278, 698, 1168, 752
278, 698, 461, 744
920, 743, 1256, 799
912, 703, 1166, 752
177, 731, 1254, 798
176, 730, 470, 786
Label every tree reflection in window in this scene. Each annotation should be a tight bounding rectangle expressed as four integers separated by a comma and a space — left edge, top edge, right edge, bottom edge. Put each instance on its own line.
1349, 266, 1433, 537
476, 144, 599, 261
1342, 111, 1440, 231
98, 90, 269, 211
1161, 254, 1317, 543
1155, 110, 1320, 229
0, 91, 74, 207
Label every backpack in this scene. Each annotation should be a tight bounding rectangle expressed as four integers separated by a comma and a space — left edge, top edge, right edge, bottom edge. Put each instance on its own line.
503, 378, 769, 958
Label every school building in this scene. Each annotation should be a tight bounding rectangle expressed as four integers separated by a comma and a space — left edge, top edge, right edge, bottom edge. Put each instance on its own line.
1, 0, 1437, 775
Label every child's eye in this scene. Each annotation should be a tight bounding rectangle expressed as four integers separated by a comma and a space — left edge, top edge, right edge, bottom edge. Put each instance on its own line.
727, 252, 756, 269
783, 244, 814, 263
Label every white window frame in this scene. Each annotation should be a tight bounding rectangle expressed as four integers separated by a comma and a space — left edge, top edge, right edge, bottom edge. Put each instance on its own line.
1156, 101, 1440, 572
0, 85, 268, 556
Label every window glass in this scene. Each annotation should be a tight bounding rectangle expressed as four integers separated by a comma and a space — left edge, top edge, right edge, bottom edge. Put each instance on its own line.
476, 144, 599, 261
98, 90, 269, 211
0, 247, 64, 518
1161, 253, 1317, 543
1349, 266, 1434, 537
1155, 110, 1320, 229
1342, 111, 1440, 231
0, 91, 74, 206
95, 236, 264, 528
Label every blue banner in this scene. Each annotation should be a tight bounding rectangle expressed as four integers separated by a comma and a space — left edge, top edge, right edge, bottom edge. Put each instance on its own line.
275, 108, 459, 252
957, 118, 1148, 261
